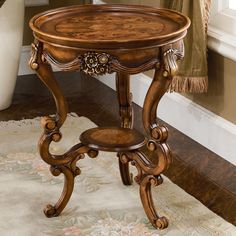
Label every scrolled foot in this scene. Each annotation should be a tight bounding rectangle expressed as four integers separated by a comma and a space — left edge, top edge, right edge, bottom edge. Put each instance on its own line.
139, 175, 168, 230
44, 204, 57, 218
39, 145, 91, 218
155, 216, 168, 230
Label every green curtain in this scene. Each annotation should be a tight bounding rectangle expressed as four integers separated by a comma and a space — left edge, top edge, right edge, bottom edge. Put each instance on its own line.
161, 0, 212, 93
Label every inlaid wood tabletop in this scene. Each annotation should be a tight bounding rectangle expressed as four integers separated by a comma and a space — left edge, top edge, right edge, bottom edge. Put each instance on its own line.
30, 4, 190, 49
80, 127, 146, 152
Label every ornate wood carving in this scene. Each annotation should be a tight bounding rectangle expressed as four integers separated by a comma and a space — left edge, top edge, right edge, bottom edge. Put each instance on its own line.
117, 150, 169, 229
81, 52, 111, 76
140, 175, 168, 229
29, 43, 40, 70
29, 3, 190, 231
162, 40, 184, 78
42, 51, 82, 71
29, 41, 99, 217
133, 40, 184, 229
116, 72, 134, 186
42, 50, 160, 75
111, 58, 160, 75
40, 116, 98, 217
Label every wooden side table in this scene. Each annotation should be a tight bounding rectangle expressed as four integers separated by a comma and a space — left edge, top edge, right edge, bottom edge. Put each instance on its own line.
29, 4, 190, 230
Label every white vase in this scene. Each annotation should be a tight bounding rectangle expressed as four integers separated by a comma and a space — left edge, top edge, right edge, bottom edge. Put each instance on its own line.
0, 0, 25, 110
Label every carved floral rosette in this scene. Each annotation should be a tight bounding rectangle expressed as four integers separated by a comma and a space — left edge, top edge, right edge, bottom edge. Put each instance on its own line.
80, 52, 112, 76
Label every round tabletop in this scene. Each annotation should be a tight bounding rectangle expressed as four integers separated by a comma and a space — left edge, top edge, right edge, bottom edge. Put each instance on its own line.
30, 4, 190, 50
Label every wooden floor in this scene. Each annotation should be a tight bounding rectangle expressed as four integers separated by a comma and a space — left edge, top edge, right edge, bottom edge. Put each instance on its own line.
0, 71, 235, 225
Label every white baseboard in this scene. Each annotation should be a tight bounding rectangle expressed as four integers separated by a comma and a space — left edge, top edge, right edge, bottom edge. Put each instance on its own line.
19, 46, 236, 165
93, 0, 106, 4
97, 73, 236, 165
25, 0, 49, 7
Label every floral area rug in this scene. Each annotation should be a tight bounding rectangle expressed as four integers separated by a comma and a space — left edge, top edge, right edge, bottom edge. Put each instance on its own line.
0, 114, 235, 236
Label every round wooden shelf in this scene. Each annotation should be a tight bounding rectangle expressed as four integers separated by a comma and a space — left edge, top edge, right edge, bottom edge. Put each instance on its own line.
30, 4, 190, 49
80, 127, 146, 152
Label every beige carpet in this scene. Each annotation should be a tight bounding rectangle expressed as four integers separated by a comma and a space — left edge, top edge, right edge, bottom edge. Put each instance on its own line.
0, 114, 235, 236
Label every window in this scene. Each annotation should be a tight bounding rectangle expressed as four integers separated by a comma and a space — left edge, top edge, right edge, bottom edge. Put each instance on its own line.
229, 0, 236, 10
208, 0, 236, 61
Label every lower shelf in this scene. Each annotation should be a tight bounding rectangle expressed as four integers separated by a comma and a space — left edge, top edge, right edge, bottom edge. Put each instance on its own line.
80, 127, 146, 152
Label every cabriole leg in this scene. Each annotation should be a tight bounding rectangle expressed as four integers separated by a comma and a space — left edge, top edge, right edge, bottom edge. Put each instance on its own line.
29, 41, 98, 217
122, 150, 169, 229
140, 175, 168, 229
139, 42, 184, 229
116, 72, 133, 185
